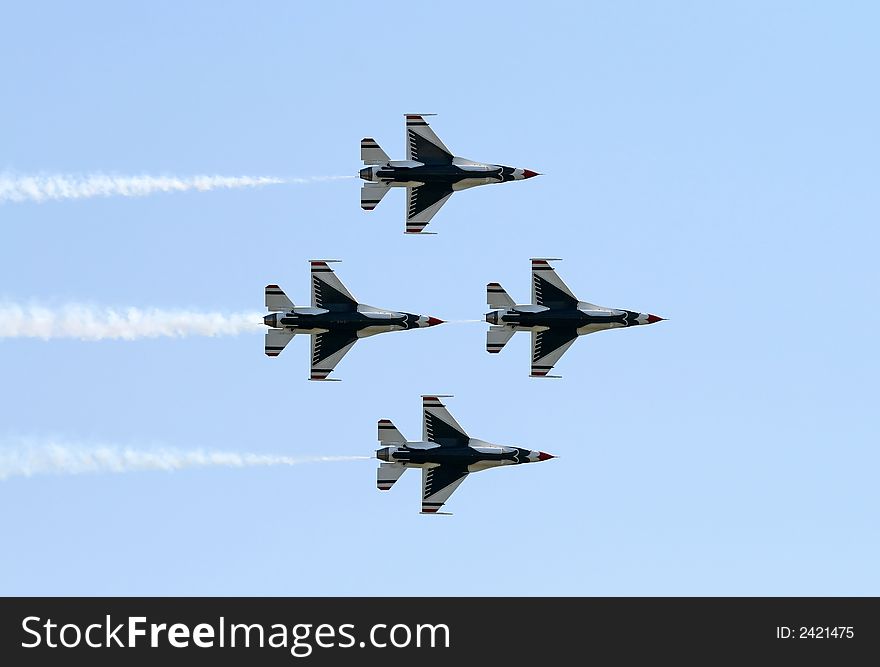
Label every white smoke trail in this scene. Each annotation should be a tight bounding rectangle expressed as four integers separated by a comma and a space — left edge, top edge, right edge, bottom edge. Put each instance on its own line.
0, 172, 353, 203
0, 441, 370, 480
0, 303, 263, 341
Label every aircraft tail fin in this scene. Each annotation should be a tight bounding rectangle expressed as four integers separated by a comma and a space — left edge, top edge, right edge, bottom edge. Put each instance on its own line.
361, 137, 390, 164
487, 282, 515, 309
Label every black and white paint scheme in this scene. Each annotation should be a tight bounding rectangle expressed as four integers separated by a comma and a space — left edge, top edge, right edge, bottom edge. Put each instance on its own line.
359, 114, 539, 234
376, 395, 555, 514
263, 260, 443, 380
485, 258, 664, 378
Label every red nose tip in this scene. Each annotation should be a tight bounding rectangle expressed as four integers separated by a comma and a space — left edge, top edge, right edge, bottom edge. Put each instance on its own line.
427, 317, 444, 326
537, 451, 555, 461
522, 169, 540, 179
646, 314, 664, 324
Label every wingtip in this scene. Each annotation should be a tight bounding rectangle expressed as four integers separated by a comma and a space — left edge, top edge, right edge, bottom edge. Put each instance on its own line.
421, 394, 454, 405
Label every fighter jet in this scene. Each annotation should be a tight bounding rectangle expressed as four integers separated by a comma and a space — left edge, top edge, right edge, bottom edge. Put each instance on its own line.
376, 395, 556, 514
359, 114, 540, 234
485, 258, 665, 378
263, 260, 443, 380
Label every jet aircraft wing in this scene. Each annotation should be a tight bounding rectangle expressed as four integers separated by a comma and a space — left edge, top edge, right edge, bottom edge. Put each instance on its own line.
310, 260, 358, 311
405, 184, 454, 234
405, 114, 453, 164
310, 331, 358, 381
421, 465, 469, 514
422, 395, 470, 447
531, 258, 579, 308
531, 328, 579, 378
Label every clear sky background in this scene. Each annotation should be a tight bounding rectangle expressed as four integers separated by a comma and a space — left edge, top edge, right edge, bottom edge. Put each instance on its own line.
1, 2, 877, 595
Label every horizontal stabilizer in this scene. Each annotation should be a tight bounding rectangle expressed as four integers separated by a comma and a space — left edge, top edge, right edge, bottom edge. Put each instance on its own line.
377, 463, 406, 491
487, 282, 515, 309
378, 419, 407, 444
361, 182, 391, 211
265, 284, 295, 312
487, 325, 516, 354
265, 329, 294, 357
361, 137, 390, 165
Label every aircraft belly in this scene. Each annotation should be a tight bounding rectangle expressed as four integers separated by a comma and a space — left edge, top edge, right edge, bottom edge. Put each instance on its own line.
503, 321, 550, 332
357, 325, 401, 338
289, 327, 327, 334
398, 461, 435, 470
452, 178, 494, 191
576, 322, 622, 335
467, 460, 506, 473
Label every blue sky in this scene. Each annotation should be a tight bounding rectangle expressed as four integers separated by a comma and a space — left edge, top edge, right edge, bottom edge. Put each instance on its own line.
1, 2, 877, 595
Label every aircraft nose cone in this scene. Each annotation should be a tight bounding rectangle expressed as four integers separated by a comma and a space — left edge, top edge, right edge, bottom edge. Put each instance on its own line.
427, 316, 444, 327
646, 314, 664, 324
537, 451, 555, 461
522, 169, 540, 179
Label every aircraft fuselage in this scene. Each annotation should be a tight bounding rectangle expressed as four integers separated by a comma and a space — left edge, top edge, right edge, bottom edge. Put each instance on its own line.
486, 305, 650, 332
377, 440, 551, 472
360, 161, 531, 188
264, 308, 427, 335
